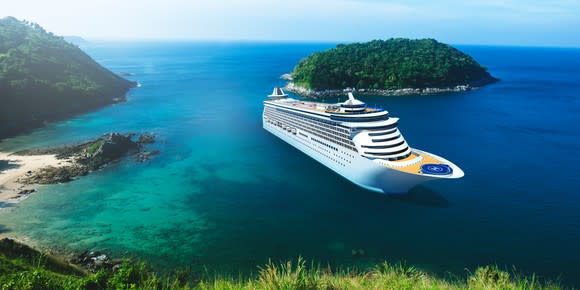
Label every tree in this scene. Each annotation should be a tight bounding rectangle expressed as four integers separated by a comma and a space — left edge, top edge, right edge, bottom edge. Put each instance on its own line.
291, 38, 496, 90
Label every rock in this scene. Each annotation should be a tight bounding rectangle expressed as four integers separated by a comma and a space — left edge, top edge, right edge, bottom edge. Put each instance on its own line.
20, 164, 91, 185
280, 73, 293, 81
136, 149, 160, 163
18, 132, 157, 186
21, 166, 68, 184
98, 133, 139, 159
80, 133, 139, 170
285, 82, 476, 98
17, 189, 35, 195
137, 133, 155, 144
351, 248, 366, 257
71, 250, 114, 272
92, 254, 108, 261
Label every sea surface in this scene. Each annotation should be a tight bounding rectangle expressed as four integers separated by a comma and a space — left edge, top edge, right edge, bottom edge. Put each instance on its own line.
1, 42, 579, 285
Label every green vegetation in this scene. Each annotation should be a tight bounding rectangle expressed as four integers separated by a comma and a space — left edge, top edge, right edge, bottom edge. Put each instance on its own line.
292, 38, 497, 90
85, 139, 105, 155
0, 238, 562, 290
0, 16, 135, 138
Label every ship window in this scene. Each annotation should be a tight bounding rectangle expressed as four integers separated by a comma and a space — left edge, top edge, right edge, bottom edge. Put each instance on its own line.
330, 116, 388, 122
341, 104, 366, 108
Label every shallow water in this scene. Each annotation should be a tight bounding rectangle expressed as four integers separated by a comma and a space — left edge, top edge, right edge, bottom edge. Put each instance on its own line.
1, 42, 579, 285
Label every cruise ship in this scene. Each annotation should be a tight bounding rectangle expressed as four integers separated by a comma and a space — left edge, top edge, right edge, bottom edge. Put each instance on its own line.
263, 87, 464, 194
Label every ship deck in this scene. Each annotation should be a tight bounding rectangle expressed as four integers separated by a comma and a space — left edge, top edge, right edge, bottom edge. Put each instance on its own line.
380, 151, 443, 175
325, 107, 382, 114
273, 99, 381, 114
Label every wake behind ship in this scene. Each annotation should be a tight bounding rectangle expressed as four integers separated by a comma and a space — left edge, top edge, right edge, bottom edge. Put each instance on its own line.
262, 87, 464, 194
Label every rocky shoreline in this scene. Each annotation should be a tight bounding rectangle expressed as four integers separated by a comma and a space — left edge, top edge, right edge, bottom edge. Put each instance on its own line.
0, 237, 123, 274
0, 132, 158, 202
283, 73, 498, 98
285, 82, 478, 98
0, 133, 159, 270
18, 132, 156, 185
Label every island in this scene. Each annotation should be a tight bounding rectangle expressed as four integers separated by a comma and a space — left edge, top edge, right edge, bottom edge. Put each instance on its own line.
0, 17, 137, 139
286, 38, 498, 97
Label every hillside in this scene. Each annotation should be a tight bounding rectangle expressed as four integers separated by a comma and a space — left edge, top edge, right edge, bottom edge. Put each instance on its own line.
0, 17, 136, 138
0, 238, 560, 289
290, 38, 497, 95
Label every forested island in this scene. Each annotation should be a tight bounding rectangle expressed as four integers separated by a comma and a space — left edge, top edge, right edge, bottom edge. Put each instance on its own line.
0, 17, 136, 139
287, 38, 498, 97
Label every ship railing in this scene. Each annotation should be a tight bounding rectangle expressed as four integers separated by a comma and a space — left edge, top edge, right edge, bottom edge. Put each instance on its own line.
373, 155, 423, 168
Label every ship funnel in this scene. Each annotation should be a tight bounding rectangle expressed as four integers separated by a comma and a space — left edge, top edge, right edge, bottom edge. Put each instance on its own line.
340, 92, 366, 112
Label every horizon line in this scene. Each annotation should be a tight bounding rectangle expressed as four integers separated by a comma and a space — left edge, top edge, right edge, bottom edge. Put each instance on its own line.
74, 37, 580, 49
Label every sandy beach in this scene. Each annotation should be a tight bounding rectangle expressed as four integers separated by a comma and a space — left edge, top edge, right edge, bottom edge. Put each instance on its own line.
0, 152, 72, 205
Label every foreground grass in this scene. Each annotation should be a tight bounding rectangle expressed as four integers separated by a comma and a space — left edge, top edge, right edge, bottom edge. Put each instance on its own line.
0, 239, 562, 290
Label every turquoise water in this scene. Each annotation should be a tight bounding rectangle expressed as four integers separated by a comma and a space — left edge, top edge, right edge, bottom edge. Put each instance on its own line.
1, 42, 580, 285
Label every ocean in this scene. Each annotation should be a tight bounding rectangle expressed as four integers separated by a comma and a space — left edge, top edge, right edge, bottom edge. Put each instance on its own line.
1, 42, 579, 285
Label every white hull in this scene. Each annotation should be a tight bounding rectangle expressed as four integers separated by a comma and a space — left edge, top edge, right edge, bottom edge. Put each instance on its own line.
262, 88, 463, 194
264, 120, 435, 194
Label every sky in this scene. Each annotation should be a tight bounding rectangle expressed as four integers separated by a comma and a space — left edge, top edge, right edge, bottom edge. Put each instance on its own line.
3, 0, 580, 47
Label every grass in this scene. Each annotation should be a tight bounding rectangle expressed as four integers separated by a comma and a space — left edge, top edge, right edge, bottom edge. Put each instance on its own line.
85, 139, 104, 155
0, 239, 564, 290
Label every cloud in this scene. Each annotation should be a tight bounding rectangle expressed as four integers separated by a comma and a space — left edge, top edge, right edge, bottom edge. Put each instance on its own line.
2, 0, 579, 46
341, 0, 579, 18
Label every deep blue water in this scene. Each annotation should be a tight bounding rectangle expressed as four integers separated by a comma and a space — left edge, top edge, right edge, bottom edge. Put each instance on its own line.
1, 42, 579, 285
